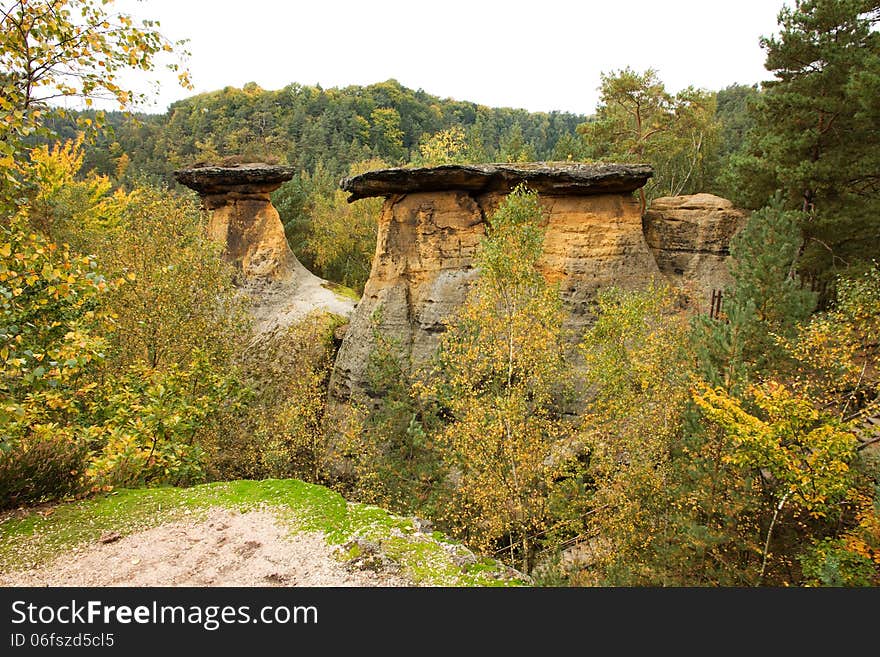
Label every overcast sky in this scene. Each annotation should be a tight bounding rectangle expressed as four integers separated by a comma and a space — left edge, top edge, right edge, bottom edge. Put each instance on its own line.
113, 0, 791, 115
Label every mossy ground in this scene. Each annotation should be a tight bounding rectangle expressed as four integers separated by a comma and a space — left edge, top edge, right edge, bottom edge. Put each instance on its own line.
321, 281, 361, 302
0, 479, 525, 587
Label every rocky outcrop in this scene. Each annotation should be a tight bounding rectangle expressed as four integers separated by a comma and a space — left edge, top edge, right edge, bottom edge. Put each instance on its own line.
174, 163, 355, 331
174, 164, 298, 281
330, 162, 663, 404
643, 193, 747, 309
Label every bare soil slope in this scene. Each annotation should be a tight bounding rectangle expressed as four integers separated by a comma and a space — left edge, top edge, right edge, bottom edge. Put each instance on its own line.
0, 507, 408, 587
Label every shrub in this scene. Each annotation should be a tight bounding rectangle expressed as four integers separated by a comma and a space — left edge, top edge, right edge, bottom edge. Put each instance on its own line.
0, 428, 89, 509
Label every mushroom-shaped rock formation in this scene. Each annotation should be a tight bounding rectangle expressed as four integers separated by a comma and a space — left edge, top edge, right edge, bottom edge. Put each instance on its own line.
174, 164, 298, 281
174, 163, 354, 331
330, 162, 662, 404
643, 193, 748, 310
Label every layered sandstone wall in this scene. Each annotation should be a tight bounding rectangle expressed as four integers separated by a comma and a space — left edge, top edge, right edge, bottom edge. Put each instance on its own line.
330, 163, 663, 403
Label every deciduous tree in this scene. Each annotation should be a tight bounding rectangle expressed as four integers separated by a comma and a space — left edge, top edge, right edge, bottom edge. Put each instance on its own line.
0, 0, 190, 201
418, 185, 574, 572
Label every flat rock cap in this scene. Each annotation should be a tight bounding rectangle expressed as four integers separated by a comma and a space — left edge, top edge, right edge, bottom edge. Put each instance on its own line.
341, 162, 653, 202
174, 163, 296, 195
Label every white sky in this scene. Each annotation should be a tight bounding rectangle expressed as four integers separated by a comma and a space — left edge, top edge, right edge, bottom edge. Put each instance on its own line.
113, 0, 791, 115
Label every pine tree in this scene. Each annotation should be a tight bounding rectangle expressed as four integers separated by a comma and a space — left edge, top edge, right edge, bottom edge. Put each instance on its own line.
695, 195, 816, 390
577, 68, 718, 208
730, 0, 880, 279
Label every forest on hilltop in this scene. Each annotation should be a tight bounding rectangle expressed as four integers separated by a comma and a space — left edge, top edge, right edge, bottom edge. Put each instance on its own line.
2, 0, 879, 587
66, 79, 585, 181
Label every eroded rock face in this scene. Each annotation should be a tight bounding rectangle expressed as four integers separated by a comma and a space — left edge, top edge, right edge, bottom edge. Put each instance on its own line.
643, 193, 747, 309
174, 163, 356, 331
330, 163, 663, 404
174, 164, 298, 281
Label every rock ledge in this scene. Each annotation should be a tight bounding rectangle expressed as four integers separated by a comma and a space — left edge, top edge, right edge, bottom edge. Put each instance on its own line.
174, 164, 296, 196
341, 162, 653, 202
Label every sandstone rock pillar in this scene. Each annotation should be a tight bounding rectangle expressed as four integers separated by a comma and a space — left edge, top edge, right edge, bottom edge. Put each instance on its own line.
173, 163, 301, 281
330, 162, 661, 404
174, 163, 355, 332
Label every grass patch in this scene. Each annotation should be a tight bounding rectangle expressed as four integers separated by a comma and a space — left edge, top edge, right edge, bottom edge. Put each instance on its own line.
0, 479, 525, 587
321, 281, 361, 302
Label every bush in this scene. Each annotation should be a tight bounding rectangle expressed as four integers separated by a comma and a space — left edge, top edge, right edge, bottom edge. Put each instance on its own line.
0, 429, 89, 509
87, 352, 245, 488
205, 312, 340, 482
801, 537, 877, 587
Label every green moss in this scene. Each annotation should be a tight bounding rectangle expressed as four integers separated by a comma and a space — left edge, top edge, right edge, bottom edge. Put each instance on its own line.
0, 479, 524, 587
321, 281, 361, 302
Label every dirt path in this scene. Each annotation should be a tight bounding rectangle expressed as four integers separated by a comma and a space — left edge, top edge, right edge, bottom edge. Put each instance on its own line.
0, 507, 411, 587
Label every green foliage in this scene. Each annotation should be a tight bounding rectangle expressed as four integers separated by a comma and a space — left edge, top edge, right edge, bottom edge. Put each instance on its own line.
369, 108, 405, 162
348, 305, 444, 515
300, 159, 386, 292
412, 126, 487, 166
695, 195, 816, 389
497, 124, 536, 163
2, 140, 250, 497
683, 261, 877, 586
692, 380, 869, 585
75, 79, 583, 185
706, 84, 760, 198
728, 0, 880, 278
0, 428, 89, 509
576, 285, 708, 585
87, 350, 245, 488
572, 273, 877, 587
97, 185, 247, 369
550, 131, 590, 162
272, 162, 337, 268
695, 383, 858, 519
0, 0, 190, 205
418, 186, 575, 572
801, 535, 877, 586
0, 217, 110, 440
212, 313, 340, 483
85, 184, 249, 486
19, 136, 126, 240
577, 67, 719, 205
271, 158, 382, 291
783, 263, 880, 415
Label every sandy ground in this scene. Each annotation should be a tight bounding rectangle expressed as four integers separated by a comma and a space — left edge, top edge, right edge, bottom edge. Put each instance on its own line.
0, 508, 411, 587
